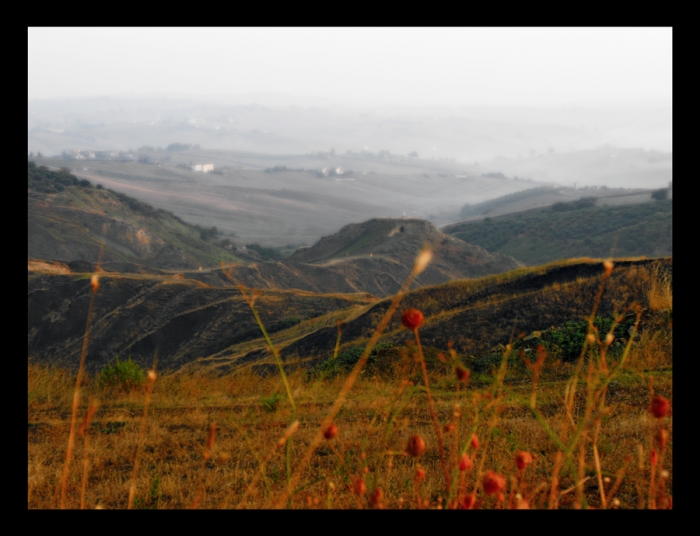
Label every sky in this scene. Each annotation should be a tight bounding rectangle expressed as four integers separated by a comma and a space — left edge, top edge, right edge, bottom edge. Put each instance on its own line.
28, 27, 672, 109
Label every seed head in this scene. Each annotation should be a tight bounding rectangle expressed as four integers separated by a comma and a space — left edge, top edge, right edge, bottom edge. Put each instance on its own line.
323, 423, 338, 440
455, 365, 470, 383
605, 333, 614, 346
413, 248, 433, 275
482, 471, 506, 496
611, 498, 620, 507
586, 333, 596, 345
515, 495, 530, 510
515, 451, 533, 470
406, 434, 426, 457
660, 470, 670, 479
650, 396, 670, 418
147, 370, 157, 382
458, 453, 473, 472
276, 420, 300, 448
401, 308, 424, 330
603, 260, 614, 277
91, 274, 100, 292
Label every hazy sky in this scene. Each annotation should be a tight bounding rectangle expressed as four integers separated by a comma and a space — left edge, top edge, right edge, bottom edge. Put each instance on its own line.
28, 27, 671, 108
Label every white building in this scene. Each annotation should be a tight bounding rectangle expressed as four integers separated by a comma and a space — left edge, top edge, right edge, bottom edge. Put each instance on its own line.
191, 164, 214, 173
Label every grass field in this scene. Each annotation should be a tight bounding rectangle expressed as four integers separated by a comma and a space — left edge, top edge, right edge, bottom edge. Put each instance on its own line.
27, 256, 672, 509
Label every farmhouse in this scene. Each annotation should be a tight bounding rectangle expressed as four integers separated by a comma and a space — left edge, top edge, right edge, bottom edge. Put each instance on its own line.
191, 164, 214, 173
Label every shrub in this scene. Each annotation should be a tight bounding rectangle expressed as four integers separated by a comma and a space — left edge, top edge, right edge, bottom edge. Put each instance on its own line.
651, 188, 668, 201
97, 355, 146, 391
310, 342, 395, 378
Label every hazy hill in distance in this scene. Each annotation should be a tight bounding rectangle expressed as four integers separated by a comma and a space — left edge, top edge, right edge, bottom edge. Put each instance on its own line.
28, 162, 240, 270
165, 217, 523, 298
443, 196, 672, 266
40, 151, 546, 248
27, 97, 672, 168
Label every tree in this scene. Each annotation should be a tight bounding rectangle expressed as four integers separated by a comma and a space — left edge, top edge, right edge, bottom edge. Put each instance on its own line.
651, 188, 668, 201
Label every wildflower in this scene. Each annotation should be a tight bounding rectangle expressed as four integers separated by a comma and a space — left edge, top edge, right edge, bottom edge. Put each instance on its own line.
482, 471, 506, 496
443, 423, 455, 433
401, 308, 424, 330
369, 487, 383, 508
455, 365, 470, 383
650, 396, 670, 418
147, 370, 157, 382
406, 434, 426, 457
470, 433, 480, 450
660, 470, 670, 479
605, 333, 614, 346
323, 423, 338, 440
458, 453, 473, 472
515, 451, 533, 470
461, 493, 477, 509
414, 468, 426, 482
91, 274, 100, 292
353, 479, 366, 495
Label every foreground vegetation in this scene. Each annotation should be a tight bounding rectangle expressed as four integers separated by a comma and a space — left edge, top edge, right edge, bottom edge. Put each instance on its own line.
28, 256, 672, 509
446, 199, 671, 266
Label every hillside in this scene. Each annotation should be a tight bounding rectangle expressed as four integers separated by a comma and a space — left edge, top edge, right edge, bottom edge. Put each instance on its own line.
46, 217, 524, 298
443, 199, 672, 266
28, 161, 240, 269
236, 257, 671, 374
28, 257, 671, 376
27, 263, 375, 373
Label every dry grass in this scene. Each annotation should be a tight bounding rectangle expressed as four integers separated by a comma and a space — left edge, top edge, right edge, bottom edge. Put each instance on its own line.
27, 258, 672, 509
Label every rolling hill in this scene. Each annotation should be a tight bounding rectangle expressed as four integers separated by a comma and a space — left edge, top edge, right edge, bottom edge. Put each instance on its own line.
28, 161, 241, 269
443, 198, 672, 266
28, 257, 671, 375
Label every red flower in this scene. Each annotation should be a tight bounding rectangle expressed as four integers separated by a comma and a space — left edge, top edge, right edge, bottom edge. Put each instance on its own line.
323, 423, 338, 440
353, 479, 366, 495
650, 448, 658, 466
369, 487, 383, 508
401, 308, 424, 330
455, 365, 470, 383
470, 433, 480, 450
459, 453, 473, 472
482, 471, 506, 496
515, 451, 533, 470
650, 396, 670, 418
406, 434, 426, 457
461, 493, 477, 509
